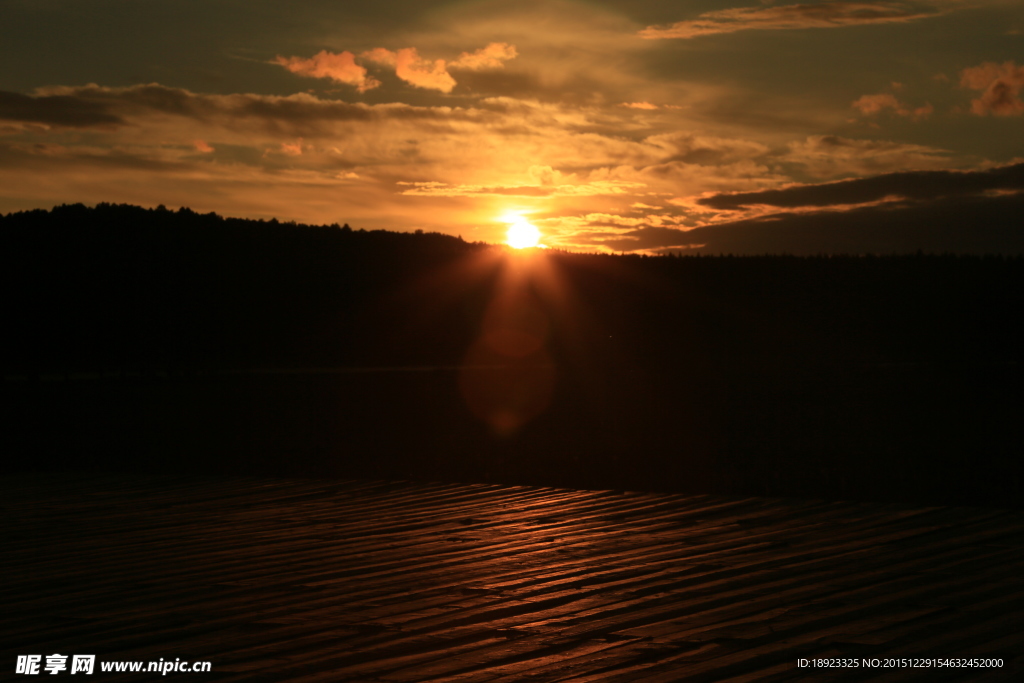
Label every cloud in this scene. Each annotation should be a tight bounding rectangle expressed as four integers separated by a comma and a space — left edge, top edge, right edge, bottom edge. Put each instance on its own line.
646, 132, 771, 165
274, 51, 380, 92
851, 93, 901, 114
622, 102, 659, 110
783, 135, 951, 178
574, 189, 1024, 255
639, 2, 940, 40
0, 142, 182, 173
361, 43, 518, 93
533, 209, 702, 252
398, 178, 643, 198
273, 43, 520, 94
0, 90, 124, 128
362, 47, 456, 93
595, 226, 704, 252
852, 93, 933, 120
18, 84, 488, 140
697, 161, 1024, 209
279, 139, 303, 156
643, 160, 785, 196
2, 84, 677, 217
7, 71, 1012, 255
960, 61, 1024, 116
10, 86, 677, 178
449, 43, 518, 70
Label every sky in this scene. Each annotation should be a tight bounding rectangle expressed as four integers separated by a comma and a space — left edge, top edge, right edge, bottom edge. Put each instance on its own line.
1, 0, 1023, 254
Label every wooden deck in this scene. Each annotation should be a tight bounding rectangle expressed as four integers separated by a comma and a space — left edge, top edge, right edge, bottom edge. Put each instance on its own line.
3, 474, 1023, 681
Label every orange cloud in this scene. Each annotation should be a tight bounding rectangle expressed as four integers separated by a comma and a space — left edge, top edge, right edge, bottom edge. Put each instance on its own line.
275, 43, 519, 94
280, 139, 303, 156
622, 102, 659, 110
960, 61, 1024, 116
640, 2, 939, 39
362, 47, 456, 93
449, 43, 518, 70
192, 140, 213, 153
274, 51, 379, 92
359, 43, 517, 93
852, 93, 933, 120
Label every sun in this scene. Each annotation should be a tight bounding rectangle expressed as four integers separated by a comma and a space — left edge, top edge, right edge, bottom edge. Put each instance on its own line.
505, 216, 541, 249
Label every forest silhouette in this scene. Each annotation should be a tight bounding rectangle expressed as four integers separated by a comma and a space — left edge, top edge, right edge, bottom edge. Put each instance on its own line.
3, 203, 1023, 508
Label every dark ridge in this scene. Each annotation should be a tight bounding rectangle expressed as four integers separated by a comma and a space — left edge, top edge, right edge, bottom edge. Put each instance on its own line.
3, 203, 1023, 508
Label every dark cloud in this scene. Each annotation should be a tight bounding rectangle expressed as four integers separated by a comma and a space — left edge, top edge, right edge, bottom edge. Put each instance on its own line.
0, 142, 190, 171
612, 192, 1024, 255
600, 226, 701, 251
23, 84, 487, 136
699, 162, 1024, 210
0, 90, 124, 128
0, 143, 190, 173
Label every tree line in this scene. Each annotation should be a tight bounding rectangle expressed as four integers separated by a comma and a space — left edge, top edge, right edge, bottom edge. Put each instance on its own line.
3, 202, 1022, 378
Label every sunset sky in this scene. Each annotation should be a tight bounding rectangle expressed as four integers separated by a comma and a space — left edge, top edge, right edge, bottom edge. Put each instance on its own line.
2, 0, 1022, 253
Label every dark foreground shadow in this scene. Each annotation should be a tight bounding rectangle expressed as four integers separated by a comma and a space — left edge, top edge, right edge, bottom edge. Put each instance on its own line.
4, 359, 1022, 509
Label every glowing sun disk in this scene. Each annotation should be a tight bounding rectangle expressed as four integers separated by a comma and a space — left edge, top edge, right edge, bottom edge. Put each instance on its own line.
505, 217, 541, 249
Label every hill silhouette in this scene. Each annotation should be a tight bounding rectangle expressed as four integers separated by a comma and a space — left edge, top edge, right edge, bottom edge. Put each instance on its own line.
3, 203, 1023, 508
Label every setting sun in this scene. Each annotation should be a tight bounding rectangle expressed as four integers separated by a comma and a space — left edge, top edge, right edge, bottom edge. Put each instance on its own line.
505, 217, 541, 249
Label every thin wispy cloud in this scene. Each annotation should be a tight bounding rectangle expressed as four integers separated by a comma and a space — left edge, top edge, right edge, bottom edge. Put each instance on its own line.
783, 136, 951, 178
399, 179, 643, 198
639, 2, 941, 40
852, 93, 933, 120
